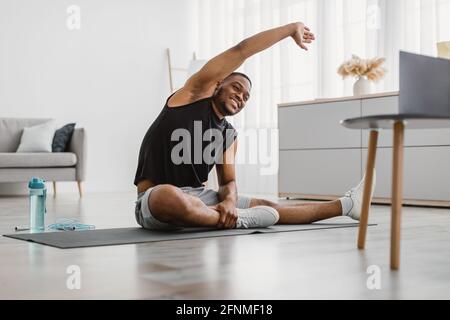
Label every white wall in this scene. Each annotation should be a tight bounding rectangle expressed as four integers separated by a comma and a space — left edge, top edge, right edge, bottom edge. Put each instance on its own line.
0, 0, 197, 194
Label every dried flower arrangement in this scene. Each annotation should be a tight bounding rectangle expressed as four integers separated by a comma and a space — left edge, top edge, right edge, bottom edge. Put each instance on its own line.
338, 55, 387, 81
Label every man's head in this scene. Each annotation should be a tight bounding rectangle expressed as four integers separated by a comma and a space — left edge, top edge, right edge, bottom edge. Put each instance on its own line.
212, 72, 252, 117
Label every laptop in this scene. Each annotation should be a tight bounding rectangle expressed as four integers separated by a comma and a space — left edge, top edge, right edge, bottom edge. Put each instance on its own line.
399, 51, 450, 116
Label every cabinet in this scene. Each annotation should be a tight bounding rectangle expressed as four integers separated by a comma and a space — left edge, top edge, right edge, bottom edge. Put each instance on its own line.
278, 92, 450, 205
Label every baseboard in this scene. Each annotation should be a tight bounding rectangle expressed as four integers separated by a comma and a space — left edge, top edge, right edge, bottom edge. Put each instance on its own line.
278, 193, 450, 208
0, 183, 28, 196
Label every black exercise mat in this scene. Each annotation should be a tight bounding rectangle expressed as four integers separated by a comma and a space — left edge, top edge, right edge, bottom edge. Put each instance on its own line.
3, 223, 375, 249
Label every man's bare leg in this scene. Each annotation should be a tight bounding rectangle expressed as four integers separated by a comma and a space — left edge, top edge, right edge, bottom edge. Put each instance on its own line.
148, 172, 376, 227
148, 185, 221, 227
148, 185, 341, 227
249, 198, 342, 224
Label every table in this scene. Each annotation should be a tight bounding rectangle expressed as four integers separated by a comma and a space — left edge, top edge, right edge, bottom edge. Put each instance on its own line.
341, 114, 450, 269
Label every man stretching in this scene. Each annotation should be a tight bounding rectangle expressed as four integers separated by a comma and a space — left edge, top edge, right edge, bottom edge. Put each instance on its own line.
134, 22, 375, 230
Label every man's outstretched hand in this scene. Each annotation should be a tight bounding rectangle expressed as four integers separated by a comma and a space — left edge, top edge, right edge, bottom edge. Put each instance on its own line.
291, 22, 315, 51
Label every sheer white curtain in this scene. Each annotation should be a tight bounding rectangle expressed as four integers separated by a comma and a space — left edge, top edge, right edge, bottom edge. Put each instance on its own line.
196, 0, 450, 196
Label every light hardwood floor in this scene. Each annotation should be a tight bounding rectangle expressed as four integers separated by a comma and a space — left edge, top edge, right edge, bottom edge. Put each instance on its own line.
1, 192, 450, 299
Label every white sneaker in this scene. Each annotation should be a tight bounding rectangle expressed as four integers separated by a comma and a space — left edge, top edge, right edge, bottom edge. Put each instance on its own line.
345, 170, 377, 221
235, 206, 279, 229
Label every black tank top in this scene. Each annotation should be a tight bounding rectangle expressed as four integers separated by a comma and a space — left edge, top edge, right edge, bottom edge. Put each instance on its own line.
134, 93, 237, 188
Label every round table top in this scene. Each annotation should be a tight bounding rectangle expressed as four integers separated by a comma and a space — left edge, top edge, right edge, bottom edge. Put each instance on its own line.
341, 114, 450, 130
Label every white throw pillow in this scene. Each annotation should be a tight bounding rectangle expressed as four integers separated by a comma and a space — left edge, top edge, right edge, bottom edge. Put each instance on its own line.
16, 120, 57, 153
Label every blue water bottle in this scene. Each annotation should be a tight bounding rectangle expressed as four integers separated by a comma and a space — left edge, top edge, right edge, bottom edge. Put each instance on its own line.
28, 177, 47, 233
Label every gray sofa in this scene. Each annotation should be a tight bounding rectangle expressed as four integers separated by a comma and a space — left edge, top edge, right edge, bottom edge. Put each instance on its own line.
0, 118, 86, 197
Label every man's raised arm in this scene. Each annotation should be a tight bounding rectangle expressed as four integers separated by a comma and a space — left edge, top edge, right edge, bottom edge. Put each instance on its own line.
185, 22, 315, 95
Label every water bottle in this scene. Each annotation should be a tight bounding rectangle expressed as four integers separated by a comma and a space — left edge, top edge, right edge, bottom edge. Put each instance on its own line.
29, 177, 47, 233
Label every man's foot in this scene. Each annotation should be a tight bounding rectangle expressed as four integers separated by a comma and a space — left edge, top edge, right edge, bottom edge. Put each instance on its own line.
235, 206, 279, 229
340, 170, 377, 221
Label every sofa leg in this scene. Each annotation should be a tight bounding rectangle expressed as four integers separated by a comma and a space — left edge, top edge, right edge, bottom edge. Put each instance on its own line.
53, 182, 56, 198
77, 181, 83, 198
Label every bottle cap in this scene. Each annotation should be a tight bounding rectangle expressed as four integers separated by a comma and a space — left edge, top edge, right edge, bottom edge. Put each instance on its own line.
28, 177, 46, 189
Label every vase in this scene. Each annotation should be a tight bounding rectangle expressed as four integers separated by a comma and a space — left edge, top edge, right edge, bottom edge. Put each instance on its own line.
353, 76, 372, 96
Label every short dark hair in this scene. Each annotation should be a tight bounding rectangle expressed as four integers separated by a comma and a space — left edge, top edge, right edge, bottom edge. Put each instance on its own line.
227, 72, 252, 87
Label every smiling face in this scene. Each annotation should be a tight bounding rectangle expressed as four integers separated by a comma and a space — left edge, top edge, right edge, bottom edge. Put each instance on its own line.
212, 74, 251, 117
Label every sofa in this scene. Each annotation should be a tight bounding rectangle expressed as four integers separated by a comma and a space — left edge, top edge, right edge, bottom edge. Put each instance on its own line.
0, 118, 86, 197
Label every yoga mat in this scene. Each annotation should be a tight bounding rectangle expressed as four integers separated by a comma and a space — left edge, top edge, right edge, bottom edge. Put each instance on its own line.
3, 223, 375, 249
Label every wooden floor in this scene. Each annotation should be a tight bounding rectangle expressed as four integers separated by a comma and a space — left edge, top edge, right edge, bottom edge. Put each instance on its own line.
1, 192, 450, 299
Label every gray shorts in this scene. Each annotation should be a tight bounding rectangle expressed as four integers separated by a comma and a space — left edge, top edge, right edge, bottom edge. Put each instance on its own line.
135, 186, 252, 230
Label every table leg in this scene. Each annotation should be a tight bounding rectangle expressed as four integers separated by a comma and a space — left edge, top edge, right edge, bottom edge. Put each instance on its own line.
358, 130, 379, 249
391, 121, 404, 270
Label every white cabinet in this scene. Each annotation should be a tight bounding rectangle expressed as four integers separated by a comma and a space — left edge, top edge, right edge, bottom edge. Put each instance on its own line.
362, 147, 450, 201
279, 149, 361, 196
279, 92, 450, 203
279, 101, 361, 149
